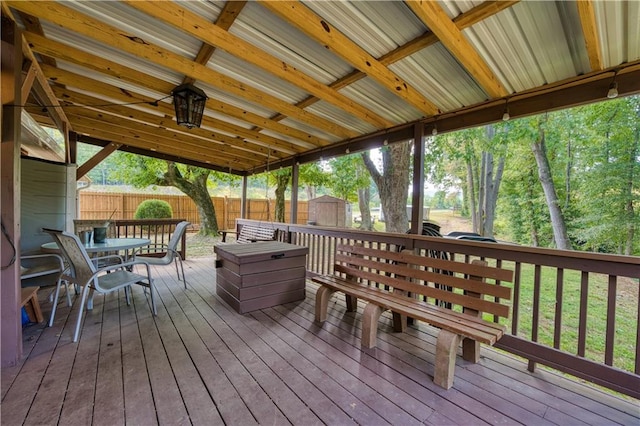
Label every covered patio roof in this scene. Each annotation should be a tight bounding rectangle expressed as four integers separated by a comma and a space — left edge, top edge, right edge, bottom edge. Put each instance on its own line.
4, 0, 640, 175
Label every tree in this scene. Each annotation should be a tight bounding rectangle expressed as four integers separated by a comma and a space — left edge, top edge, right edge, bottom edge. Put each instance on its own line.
112, 154, 219, 235
577, 97, 639, 254
426, 126, 504, 237
328, 154, 372, 230
362, 141, 412, 233
272, 168, 291, 222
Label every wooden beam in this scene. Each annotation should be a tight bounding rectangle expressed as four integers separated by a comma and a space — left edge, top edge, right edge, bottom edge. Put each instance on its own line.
70, 122, 256, 170
268, 1, 517, 122
41, 65, 310, 153
15, 12, 56, 67
405, 0, 507, 99
125, 1, 392, 128
20, 60, 36, 102
77, 134, 246, 175
576, 0, 603, 71
24, 32, 334, 147
64, 109, 265, 165
261, 1, 439, 116
18, 35, 71, 134
51, 86, 283, 161
183, 1, 247, 85
76, 142, 121, 179
9, 1, 358, 139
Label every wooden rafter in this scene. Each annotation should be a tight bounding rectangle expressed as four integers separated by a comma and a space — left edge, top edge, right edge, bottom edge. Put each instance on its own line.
25, 32, 331, 148
41, 65, 308, 154
182, 1, 247, 85
51, 87, 279, 163
261, 1, 439, 116
576, 0, 603, 71
76, 142, 121, 180
124, 0, 393, 129
8, 1, 357, 139
268, 0, 517, 122
405, 0, 507, 99
16, 12, 56, 67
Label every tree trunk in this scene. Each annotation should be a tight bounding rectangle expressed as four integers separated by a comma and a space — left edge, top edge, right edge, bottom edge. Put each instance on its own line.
274, 170, 290, 223
164, 163, 218, 235
531, 123, 572, 250
482, 154, 504, 237
362, 141, 411, 233
357, 186, 373, 231
466, 160, 478, 233
623, 124, 638, 255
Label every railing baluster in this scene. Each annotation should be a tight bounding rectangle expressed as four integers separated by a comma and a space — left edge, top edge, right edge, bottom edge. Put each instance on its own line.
605, 275, 617, 366
553, 268, 564, 349
578, 271, 589, 357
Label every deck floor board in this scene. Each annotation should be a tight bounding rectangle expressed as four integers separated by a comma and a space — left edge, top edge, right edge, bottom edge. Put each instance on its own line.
2, 257, 637, 425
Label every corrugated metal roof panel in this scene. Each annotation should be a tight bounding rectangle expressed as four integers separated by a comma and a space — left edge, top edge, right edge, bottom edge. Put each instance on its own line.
595, 1, 640, 67
208, 50, 309, 104
339, 77, 423, 124
391, 44, 486, 112
42, 22, 184, 86
305, 100, 377, 135
462, 1, 587, 93
303, 0, 425, 57
230, 1, 352, 84
65, 1, 201, 59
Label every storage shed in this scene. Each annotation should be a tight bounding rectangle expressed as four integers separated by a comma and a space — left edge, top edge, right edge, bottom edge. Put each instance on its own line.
307, 195, 352, 228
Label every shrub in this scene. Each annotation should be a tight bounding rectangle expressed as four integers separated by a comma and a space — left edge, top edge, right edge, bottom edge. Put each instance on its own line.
134, 199, 173, 219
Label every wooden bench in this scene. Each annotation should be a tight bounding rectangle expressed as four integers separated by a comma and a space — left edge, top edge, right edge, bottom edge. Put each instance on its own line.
221, 224, 278, 244
312, 243, 513, 389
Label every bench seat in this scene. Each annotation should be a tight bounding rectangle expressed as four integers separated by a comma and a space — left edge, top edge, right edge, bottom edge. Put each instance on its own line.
312, 243, 513, 389
222, 224, 278, 244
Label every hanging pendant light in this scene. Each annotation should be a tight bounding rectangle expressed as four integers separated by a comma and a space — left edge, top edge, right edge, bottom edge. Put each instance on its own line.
172, 83, 208, 128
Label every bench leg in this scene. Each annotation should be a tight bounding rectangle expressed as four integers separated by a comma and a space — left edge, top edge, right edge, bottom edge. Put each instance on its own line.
434, 330, 461, 389
315, 286, 336, 322
361, 303, 383, 348
392, 312, 407, 333
462, 338, 480, 363
345, 294, 358, 312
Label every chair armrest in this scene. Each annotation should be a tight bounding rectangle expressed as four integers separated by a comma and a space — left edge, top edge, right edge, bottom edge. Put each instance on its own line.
21, 253, 65, 279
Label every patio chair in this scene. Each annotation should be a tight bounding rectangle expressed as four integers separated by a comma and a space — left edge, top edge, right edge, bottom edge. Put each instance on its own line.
133, 221, 190, 289
44, 229, 157, 342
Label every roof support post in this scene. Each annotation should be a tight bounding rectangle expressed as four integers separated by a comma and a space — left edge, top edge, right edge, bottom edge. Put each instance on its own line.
290, 159, 299, 226
240, 175, 248, 219
1, 16, 23, 366
409, 122, 425, 234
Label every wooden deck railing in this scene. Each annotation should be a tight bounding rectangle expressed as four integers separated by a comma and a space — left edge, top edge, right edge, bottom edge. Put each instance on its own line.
237, 219, 640, 399
73, 218, 189, 259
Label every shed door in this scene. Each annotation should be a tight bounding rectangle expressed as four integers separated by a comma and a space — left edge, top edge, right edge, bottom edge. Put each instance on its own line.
316, 203, 338, 226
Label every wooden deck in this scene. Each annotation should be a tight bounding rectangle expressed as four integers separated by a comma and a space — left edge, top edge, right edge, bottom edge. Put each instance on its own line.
3, 257, 638, 425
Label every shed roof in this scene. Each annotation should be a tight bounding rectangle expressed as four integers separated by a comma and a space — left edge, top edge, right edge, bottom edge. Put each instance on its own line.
4, 0, 639, 175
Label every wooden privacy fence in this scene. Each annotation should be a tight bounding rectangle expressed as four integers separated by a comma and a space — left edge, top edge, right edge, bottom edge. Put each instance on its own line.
78, 191, 309, 229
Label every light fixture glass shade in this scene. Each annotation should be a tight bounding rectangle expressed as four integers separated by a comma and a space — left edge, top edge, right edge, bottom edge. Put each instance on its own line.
502, 110, 510, 121
172, 84, 208, 128
431, 126, 438, 136
607, 81, 618, 99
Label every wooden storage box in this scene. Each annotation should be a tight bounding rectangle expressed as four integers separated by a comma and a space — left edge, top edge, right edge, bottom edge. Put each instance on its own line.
214, 241, 308, 314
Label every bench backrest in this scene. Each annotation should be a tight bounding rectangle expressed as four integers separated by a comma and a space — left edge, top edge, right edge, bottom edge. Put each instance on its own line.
237, 224, 279, 244
334, 243, 514, 319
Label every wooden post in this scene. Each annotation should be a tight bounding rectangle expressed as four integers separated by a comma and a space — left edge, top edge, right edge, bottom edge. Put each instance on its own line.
410, 123, 425, 234
1, 17, 23, 366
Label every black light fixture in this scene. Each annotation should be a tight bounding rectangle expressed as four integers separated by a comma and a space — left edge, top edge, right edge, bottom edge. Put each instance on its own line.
172, 83, 208, 129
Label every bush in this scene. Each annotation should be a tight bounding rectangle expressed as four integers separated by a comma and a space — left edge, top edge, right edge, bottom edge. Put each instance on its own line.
134, 199, 173, 219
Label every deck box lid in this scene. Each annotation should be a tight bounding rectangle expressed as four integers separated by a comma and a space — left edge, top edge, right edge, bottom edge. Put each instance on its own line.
214, 241, 308, 264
